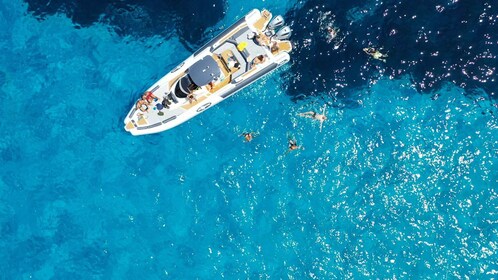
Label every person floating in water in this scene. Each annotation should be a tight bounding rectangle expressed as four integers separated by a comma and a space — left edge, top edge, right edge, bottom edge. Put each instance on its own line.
288, 139, 302, 151
363, 47, 388, 63
298, 105, 328, 132
326, 26, 339, 43
241, 132, 255, 142
327, 27, 337, 39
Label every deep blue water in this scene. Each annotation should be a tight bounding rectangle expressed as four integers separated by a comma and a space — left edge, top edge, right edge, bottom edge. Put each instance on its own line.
1, 0, 498, 279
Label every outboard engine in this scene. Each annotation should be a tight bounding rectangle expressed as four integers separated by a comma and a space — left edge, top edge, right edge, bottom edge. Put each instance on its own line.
268, 15, 285, 31
265, 15, 285, 36
274, 26, 292, 40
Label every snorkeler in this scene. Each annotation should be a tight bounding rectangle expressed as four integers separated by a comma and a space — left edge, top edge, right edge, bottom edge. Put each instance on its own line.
327, 27, 337, 39
297, 105, 328, 132
363, 47, 388, 63
241, 132, 255, 142
288, 139, 301, 151
326, 26, 339, 42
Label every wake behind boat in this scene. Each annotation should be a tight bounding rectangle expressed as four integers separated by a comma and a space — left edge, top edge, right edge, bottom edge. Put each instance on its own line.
124, 9, 293, 135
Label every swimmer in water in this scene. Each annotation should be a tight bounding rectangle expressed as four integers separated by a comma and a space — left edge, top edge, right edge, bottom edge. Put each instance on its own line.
288, 139, 301, 151
282, 133, 304, 156
327, 26, 339, 41
363, 47, 388, 63
298, 105, 328, 132
241, 132, 255, 142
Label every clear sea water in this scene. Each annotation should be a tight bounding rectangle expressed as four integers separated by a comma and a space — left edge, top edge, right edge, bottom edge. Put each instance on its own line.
1, 0, 498, 279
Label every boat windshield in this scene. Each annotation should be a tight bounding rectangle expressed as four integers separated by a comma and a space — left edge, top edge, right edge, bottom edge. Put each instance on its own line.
174, 75, 197, 98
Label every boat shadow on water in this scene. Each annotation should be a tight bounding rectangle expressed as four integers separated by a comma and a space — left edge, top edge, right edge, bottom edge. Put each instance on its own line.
24, 0, 498, 103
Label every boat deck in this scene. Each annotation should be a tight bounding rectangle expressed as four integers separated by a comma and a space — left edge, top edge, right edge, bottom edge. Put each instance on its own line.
124, 9, 292, 135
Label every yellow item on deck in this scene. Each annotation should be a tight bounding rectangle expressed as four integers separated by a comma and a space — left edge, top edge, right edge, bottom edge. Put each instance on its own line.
237, 41, 248, 51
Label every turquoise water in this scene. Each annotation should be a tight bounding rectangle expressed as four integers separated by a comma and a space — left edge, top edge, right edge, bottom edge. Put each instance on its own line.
1, 0, 498, 278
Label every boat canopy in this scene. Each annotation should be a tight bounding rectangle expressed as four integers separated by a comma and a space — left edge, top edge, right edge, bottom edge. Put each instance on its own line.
188, 55, 221, 86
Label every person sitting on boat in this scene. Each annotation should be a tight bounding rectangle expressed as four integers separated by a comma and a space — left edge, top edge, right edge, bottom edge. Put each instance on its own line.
136, 99, 149, 112
227, 57, 240, 70
251, 55, 266, 68
247, 32, 257, 40
363, 47, 388, 63
206, 81, 214, 91
270, 41, 279, 53
142, 91, 157, 104
251, 32, 271, 46
187, 93, 197, 104
161, 98, 171, 109
298, 105, 328, 131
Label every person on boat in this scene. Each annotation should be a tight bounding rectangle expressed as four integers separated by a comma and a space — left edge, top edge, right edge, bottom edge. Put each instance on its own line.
142, 91, 157, 104
270, 41, 279, 53
241, 132, 254, 142
136, 99, 149, 112
187, 93, 197, 104
253, 32, 271, 46
227, 58, 240, 70
252, 55, 266, 68
363, 47, 388, 63
161, 97, 171, 108
206, 81, 215, 91
297, 105, 328, 132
